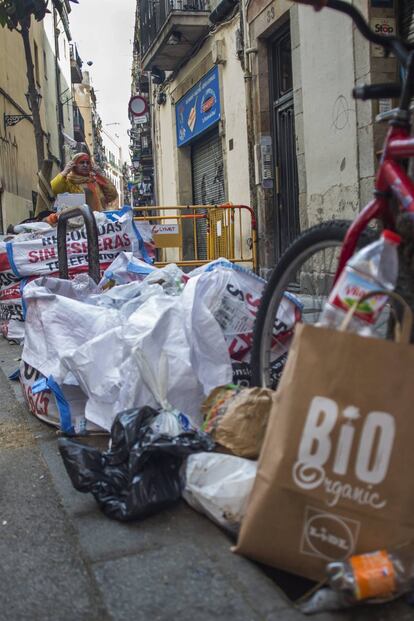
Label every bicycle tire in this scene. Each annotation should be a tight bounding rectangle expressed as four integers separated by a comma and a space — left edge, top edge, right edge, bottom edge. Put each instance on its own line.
250, 220, 378, 388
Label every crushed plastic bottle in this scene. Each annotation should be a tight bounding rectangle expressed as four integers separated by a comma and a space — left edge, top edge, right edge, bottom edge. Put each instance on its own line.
327, 547, 414, 603
320, 229, 401, 335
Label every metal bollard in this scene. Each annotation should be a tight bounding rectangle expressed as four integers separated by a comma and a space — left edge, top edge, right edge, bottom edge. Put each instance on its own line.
57, 204, 100, 283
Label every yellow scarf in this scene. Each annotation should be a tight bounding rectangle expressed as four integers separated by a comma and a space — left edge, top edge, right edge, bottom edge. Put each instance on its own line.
67, 171, 103, 211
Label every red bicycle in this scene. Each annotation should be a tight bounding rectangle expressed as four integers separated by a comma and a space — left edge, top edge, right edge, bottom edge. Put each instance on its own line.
251, 0, 414, 388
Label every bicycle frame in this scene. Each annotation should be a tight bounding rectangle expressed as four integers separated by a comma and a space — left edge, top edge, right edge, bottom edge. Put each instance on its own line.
292, 0, 414, 285
334, 124, 414, 283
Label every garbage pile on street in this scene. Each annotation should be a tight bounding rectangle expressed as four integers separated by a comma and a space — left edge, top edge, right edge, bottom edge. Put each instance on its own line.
0, 206, 154, 343
16, 229, 299, 434
5, 211, 414, 614
234, 230, 414, 612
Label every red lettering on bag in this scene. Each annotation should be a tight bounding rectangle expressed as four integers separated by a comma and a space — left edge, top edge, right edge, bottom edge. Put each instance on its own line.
28, 250, 40, 263
43, 248, 56, 260
28, 248, 56, 263
228, 334, 252, 360
102, 237, 113, 250
23, 384, 50, 418
114, 235, 125, 249
70, 242, 82, 254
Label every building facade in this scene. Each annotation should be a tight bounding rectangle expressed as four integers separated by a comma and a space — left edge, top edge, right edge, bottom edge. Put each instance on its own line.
102, 128, 124, 208
0, 0, 77, 230
246, 0, 399, 272
139, 0, 404, 273
129, 1, 155, 209
73, 70, 106, 168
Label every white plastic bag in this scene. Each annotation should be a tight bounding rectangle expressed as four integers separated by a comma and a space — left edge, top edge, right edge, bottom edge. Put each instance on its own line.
143, 263, 187, 296
98, 251, 156, 289
54, 192, 86, 212
134, 349, 191, 435
22, 275, 118, 382
7, 207, 143, 278
19, 360, 103, 435
188, 259, 302, 386
183, 452, 257, 533
59, 285, 232, 431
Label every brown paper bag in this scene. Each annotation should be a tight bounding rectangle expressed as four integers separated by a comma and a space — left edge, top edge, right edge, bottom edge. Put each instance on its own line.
236, 291, 414, 581
202, 386, 274, 459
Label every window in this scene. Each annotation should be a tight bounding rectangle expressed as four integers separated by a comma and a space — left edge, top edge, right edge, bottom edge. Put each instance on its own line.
43, 50, 48, 80
34, 41, 40, 87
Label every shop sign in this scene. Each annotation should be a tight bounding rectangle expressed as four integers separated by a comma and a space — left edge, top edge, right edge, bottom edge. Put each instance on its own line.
134, 114, 149, 125
370, 18, 396, 57
176, 66, 221, 147
153, 224, 179, 235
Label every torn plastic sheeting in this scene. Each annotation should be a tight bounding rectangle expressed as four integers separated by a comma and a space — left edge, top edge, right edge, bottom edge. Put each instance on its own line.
88, 280, 164, 319
9, 368, 20, 381
22, 275, 119, 383
143, 263, 187, 296
32, 375, 76, 435
298, 588, 359, 614
20, 360, 103, 435
60, 285, 232, 431
187, 260, 301, 375
98, 251, 157, 289
2, 319, 25, 343
58, 406, 215, 521
182, 452, 257, 534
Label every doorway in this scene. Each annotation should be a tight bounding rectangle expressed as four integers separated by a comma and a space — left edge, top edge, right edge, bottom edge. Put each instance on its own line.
270, 22, 300, 259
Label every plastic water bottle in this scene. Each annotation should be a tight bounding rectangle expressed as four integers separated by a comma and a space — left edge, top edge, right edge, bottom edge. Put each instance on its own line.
327, 547, 414, 603
320, 229, 401, 335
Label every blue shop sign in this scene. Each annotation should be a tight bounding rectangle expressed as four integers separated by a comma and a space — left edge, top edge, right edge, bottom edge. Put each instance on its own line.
176, 66, 221, 147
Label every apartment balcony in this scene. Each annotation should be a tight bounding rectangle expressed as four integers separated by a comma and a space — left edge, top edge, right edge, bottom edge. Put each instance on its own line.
140, 0, 210, 72
70, 43, 83, 84
73, 103, 85, 142
136, 73, 150, 94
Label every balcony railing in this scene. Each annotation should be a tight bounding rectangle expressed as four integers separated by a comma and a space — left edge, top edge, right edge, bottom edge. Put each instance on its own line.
70, 43, 83, 84
140, 0, 210, 58
73, 103, 85, 142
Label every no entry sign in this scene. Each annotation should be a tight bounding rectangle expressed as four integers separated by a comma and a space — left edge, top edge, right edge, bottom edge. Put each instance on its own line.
129, 95, 148, 117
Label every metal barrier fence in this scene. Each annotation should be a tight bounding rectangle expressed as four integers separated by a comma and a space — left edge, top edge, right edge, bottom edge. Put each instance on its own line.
134, 204, 257, 271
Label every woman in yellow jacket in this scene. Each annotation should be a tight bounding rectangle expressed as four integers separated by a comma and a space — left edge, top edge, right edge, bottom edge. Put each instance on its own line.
51, 153, 118, 212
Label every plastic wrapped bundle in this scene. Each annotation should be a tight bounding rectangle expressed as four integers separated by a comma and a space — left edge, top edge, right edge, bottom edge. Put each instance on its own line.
59, 406, 215, 521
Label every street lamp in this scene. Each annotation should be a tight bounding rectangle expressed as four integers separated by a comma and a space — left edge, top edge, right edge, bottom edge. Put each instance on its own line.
4, 91, 42, 131
25, 91, 42, 111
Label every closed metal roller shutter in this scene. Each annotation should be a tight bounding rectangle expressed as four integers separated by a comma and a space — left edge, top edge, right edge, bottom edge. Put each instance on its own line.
400, 0, 414, 41
191, 129, 225, 260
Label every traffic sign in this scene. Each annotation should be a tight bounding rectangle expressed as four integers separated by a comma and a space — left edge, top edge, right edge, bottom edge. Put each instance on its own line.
129, 95, 148, 117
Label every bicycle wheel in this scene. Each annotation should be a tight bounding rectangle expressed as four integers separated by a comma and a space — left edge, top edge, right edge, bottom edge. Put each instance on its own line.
250, 220, 378, 388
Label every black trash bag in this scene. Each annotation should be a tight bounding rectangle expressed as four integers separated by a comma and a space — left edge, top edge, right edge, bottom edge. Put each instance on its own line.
58, 406, 215, 521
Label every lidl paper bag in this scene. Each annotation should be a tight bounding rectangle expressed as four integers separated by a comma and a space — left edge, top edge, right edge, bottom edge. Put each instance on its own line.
236, 296, 414, 581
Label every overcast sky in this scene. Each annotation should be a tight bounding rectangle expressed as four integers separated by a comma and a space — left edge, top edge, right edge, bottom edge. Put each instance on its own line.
69, 0, 136, 164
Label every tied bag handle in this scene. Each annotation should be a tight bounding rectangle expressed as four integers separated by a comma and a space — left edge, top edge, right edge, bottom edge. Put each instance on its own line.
133, 348, 170, 411
339, 289, 413, 345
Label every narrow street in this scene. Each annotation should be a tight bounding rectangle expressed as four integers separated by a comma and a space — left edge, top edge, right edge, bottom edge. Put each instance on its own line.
2, 0, 414, 618
0, 337, 412, 620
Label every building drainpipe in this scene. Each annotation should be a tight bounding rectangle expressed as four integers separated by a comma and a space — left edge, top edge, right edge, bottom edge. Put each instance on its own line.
240, 0, 258, 270
53, 5, 65, 166
150, 85, 159, 206
0, 180, 4, 235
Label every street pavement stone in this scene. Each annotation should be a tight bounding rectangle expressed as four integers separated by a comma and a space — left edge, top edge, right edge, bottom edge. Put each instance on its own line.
0, 338, 412, 620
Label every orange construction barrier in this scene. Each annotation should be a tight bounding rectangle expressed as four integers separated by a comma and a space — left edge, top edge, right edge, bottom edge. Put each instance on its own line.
134, 204, 257, 271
